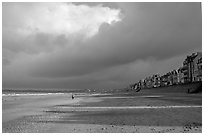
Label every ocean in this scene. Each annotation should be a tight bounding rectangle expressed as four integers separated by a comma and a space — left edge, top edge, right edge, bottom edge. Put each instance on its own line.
2, 88, 87, 97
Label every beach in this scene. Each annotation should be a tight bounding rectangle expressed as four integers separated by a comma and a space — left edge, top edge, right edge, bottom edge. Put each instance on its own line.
2, 88, 202, 133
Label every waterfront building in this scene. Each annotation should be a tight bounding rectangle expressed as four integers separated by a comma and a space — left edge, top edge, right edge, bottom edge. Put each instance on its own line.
145, 76, 153, 88
160, 74, 168, 86
177, 67, 184, 84
197, 57, 202, 81
192, 52, 202, 82
182, 52, 202, 83
128, 52, 202, 89
141, 79, 146, 88
152, 74, 161, 87
172, 70, 178, 85
167, 72, 173, 85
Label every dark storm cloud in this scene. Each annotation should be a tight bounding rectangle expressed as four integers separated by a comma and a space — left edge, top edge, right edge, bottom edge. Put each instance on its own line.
2, 32, 69, 66
29, 2, 201, 78
3, 54, 186, 89
2, 2, 202, 89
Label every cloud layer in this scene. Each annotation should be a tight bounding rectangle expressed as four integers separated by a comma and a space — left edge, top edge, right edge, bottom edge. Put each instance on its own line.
3, 2, 122, 63
3, 3, 121, 37
3, 2, 202, 89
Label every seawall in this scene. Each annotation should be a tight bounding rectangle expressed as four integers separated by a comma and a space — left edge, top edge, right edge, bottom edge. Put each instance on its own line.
139, 82, 202, 94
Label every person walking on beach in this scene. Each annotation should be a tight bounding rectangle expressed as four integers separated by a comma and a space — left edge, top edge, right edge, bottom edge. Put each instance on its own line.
72, 94, 74, 99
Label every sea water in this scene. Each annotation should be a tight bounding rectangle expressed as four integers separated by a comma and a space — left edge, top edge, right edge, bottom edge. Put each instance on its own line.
2, 92, 65, 97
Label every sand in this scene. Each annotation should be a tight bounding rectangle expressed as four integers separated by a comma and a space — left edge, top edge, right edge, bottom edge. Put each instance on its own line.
2, 90, 202, 133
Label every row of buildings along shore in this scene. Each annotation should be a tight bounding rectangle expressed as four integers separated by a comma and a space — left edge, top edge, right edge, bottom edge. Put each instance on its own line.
130, 52, 202, 90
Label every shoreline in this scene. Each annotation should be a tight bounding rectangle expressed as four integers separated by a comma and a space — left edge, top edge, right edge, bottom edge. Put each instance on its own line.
2, 93, 82, 123
2, 89, 202, 133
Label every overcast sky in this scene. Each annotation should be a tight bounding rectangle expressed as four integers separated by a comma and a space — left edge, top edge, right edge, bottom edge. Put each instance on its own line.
2, 2, 202, 89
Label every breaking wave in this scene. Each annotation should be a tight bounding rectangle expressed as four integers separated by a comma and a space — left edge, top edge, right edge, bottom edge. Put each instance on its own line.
2, 93, 65, 97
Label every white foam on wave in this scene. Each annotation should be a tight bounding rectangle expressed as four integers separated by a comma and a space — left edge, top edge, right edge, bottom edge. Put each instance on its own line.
2, 93, 65, 97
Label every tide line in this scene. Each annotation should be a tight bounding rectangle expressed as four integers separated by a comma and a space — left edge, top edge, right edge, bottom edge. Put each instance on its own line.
58, 105, 202, 109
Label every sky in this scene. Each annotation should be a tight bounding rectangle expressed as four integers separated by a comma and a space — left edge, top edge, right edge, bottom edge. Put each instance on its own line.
2, 2, 202, 89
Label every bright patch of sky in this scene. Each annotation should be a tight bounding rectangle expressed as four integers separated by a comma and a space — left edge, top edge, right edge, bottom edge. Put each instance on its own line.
8, 3, 122, 39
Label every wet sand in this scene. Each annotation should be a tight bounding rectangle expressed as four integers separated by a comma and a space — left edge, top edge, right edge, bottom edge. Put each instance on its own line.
2, 90, 202, 133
